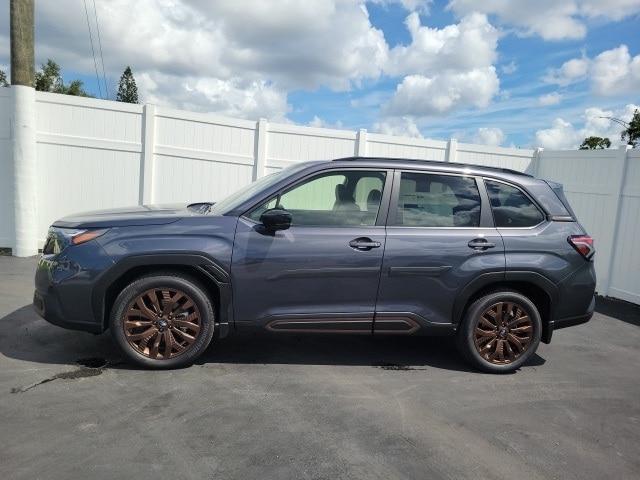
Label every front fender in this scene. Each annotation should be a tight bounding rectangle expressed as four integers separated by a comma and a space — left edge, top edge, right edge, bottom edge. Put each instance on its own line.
91, 252, 234, 333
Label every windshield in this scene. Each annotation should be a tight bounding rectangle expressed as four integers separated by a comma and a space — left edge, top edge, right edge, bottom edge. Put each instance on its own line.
209, 163, 310, 215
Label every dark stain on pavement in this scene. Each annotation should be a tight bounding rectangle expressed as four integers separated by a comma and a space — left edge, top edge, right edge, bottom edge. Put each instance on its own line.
375, 362, 426, 371
10, 357, 110, 393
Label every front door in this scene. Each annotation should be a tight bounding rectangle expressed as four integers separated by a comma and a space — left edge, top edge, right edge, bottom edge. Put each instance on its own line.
375, 170, 505, 333
232, 168, 391, 333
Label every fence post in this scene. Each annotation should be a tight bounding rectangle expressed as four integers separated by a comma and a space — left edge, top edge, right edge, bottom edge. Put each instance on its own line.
599, 145, 631, 297
254, 118, 268, 180
528, 147, 543, 177
445, 138, 458, 163
356, 128, 367, 156
11, 85, 38, 257
140, 104, 156, 205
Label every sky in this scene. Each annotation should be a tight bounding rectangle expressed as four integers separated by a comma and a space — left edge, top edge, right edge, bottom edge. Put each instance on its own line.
0, 0, 639, 149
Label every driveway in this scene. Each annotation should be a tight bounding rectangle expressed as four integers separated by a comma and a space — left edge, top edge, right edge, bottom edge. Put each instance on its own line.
1, 256, 639, 480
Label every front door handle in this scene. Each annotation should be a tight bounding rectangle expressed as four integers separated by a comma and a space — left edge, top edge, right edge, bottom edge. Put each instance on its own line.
349, 237, 381, 251
468, 238, 495, 250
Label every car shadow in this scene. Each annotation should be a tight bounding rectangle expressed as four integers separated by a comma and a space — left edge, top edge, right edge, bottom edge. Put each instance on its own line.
0, 304, 545, 373
595, 295, 640, 327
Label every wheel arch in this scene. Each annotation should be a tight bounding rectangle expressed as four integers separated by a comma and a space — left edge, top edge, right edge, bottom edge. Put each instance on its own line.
93, 254, 233, 335
453, 271, 558, 344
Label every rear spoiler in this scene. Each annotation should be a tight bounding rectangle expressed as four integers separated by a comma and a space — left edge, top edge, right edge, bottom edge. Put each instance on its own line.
544, 180, 577, 222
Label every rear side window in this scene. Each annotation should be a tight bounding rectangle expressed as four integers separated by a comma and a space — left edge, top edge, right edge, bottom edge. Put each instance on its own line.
485, 180, 545, 227
394, 172, 481, 227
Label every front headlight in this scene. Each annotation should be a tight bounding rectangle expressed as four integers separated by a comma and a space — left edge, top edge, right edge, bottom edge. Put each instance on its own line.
43, 227, 109, 255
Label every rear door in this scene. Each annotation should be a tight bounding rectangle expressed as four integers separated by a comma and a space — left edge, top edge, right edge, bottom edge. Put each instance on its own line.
374, 169, 505, 333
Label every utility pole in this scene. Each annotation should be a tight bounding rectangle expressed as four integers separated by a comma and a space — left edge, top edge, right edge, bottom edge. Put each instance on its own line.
10, 0, 34, 86
10, 0, 38, 257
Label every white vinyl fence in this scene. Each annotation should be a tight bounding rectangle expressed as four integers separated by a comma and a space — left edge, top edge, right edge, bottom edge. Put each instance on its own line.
1, 89, 638, 304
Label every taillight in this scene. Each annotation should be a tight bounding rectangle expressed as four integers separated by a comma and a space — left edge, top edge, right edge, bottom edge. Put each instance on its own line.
568, 235, 594, 260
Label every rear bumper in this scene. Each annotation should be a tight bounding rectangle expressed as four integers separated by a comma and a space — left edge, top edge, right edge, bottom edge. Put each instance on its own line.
543, 295, 595, 343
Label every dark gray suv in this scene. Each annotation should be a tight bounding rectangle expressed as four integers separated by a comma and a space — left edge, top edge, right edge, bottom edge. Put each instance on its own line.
33, 157, 596, 373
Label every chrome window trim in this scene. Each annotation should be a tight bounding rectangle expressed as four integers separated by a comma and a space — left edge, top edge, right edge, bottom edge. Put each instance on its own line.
388, 169, 484, 229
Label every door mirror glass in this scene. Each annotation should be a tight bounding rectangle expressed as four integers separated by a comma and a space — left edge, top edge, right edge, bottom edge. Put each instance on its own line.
260, 208, 292, 231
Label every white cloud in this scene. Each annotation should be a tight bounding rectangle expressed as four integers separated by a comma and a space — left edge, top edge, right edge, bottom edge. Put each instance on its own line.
447, 0, 640, 40
382, 13, 500, 117
535, 118, 582, 149
538, 92, 562, 106
580, 0, 640, 20
307, 116, 344, 129
535, 103, 639, 149
143, 75, 291, 121
372, 117, 423, 137
472, 127, 505, 146
384, 68, 500, 116
544, 56, 589, 86
591, 45, 640, 95
385, 13, 499, 76
501, 61, 518, 74
544, 45, 640, 95
0, 0, 389, 119
370, 0, 433, 13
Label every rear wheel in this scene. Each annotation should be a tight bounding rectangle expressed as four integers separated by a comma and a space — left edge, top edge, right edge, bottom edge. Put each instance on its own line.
110, 273, 215, 369
456, 290, 541, 373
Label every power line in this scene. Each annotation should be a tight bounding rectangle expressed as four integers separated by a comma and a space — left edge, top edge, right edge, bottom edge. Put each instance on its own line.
599, 116, 629, 128
92, 0, 109, 98
83, 0, 102, 98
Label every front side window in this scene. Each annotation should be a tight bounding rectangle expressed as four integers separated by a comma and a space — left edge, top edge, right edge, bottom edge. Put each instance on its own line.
394, 172, 481, 227
485, 180, 545, 227
247, 170, 386, 226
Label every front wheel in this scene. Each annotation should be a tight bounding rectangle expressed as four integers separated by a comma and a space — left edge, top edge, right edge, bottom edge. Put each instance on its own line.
110, 273, 215, 369
456, 290, 542, 373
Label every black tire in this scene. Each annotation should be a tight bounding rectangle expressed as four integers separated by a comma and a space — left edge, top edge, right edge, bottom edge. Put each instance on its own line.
456, 290, 542, 374
110, 272, 215, 369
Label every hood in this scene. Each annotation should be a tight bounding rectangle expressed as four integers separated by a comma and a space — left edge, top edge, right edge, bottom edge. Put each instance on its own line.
52, 202, 214, 229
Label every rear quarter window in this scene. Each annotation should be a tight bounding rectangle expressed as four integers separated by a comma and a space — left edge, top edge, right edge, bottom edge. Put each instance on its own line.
485, 180, 545, 228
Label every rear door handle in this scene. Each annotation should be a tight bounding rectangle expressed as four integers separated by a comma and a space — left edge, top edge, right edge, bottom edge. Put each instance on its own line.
468, 238, 495, 250
349, 237, 381, 251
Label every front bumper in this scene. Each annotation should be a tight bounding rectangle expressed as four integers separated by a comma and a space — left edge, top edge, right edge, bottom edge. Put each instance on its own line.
33, 242, 115, 333
33, 288, 102, 333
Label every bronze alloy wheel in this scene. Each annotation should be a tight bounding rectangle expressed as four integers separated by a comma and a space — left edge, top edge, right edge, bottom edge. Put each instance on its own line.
473, 301, 533, 365
123, 288, 202, 360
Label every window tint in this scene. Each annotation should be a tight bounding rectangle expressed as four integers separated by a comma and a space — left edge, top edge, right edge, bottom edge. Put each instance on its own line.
395, 172, 481, 227
485, 180, 545, 227
247, 170, 386, 226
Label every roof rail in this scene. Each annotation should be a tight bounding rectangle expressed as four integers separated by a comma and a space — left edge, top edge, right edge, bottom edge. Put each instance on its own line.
332, 156, 532, 177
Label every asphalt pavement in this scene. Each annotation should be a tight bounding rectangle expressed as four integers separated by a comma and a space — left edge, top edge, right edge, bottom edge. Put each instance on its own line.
1, 255, 639, 480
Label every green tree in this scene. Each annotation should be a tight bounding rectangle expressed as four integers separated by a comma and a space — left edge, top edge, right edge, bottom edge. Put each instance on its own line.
61, 79, 88, 96
0, 69, 8, 87
621, 109, 640, 148
34, 59, 89, 96
116, 66, 139, 104
35, 59, 63, 92
579, 136, 611, 150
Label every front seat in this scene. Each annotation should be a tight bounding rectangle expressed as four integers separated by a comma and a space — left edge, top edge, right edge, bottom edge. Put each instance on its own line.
333, 184, 360, 212
366, 189, 382, 213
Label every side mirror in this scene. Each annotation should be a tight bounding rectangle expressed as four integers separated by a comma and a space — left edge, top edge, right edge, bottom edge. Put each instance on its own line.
260, 208, 292, 231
